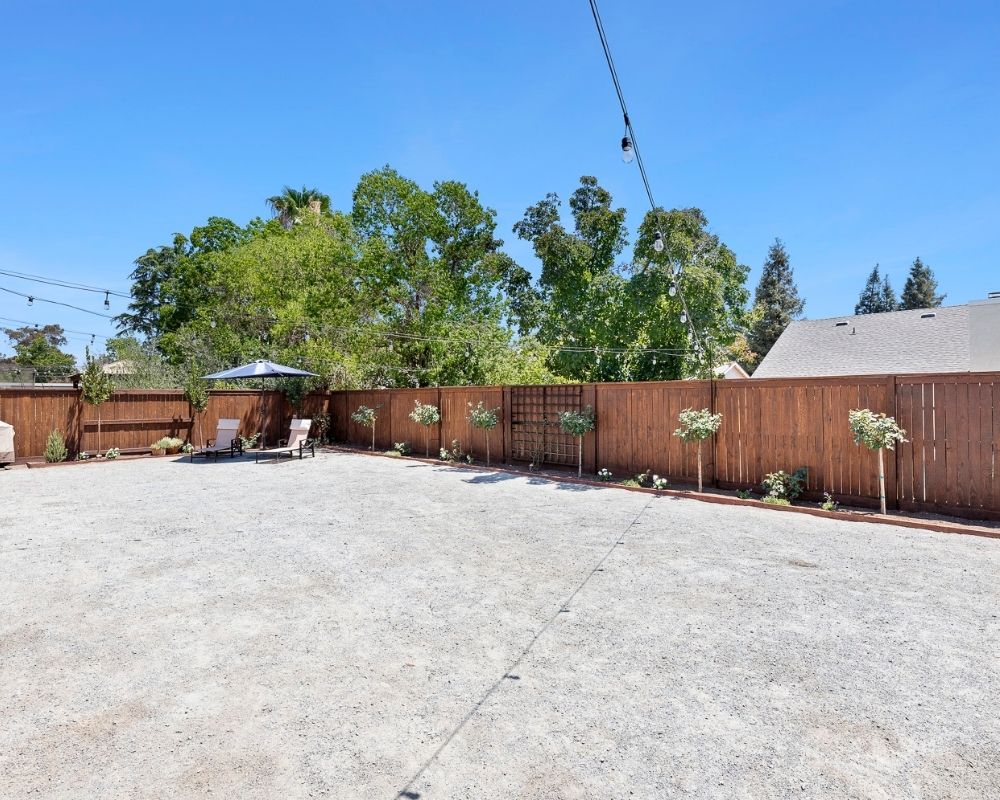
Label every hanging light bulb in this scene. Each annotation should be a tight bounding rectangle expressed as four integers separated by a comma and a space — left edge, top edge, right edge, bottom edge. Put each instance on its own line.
104, 291, 110, 309
679, 311, 688, 324
621, 135, 634, 163
668, 282, 677, 297
27, 295, 34, 306
653, 231, 664, 252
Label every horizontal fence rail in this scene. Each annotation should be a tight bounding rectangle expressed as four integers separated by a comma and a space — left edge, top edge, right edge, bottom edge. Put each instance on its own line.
4, 373, 999, 520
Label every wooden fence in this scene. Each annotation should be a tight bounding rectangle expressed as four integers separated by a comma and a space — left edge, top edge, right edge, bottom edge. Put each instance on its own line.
4, 372, 999, 520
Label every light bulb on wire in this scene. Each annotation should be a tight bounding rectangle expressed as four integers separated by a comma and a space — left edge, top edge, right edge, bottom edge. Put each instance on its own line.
653, 231, 664, 253
104, 291, 110, 309
27, 295, 33, 306
679, 311, 688, 324
621, 135, 634, 163
668, 282, 677, 297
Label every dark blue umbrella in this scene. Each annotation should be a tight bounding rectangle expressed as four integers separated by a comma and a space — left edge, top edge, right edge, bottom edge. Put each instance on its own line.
203, 360, 318, 448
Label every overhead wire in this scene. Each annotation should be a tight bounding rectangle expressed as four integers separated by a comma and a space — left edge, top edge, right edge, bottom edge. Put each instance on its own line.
0, 268, 130, 299
586, 0, 706, 356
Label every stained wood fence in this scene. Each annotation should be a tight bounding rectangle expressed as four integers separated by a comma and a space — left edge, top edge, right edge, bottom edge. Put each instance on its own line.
4, 372, 999, 520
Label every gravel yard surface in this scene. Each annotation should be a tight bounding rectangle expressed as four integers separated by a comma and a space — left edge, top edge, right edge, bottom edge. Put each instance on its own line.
2, 451, 999, 799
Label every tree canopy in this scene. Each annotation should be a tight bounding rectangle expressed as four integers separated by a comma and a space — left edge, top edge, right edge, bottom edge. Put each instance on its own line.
747, 238, 804, 367
900, 257, 945, 310
2, 324, 77, 381
855, 265, 898, 315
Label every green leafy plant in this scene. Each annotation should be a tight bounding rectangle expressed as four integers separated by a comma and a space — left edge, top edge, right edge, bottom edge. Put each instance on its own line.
736, 489, 753, 500
392, 441, 412, 456
597, 468, 613, 482
467, 401, 500, 466
849, 408, 907, 515
409, 401, 441, 457
351, 405, 379, 451
183, 364, 210, 447
558, 405, 596, 477
634, 470, 654, 488
76, 451, 90, 461
238, 432, 260, 451
652, 475, 668, 490
44, 429, 68, 463
821, 492, 839, 512
620, 477, 641, 488
104, 447, 121, 460
761, 496, 791, 506
314, 413, 332, 443
439, 439, 470, 463
181, 442, 194, 454
80, 347, 115, 453
762, 467, 808, 503
674, 407, 723, 492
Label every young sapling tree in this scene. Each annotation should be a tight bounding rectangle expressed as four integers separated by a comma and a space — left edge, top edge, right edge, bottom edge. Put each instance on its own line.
79, 347, 115, 454
673, 407, 723, 492
409, 400, 441, 457
558, 405, 596, 477
351, 404, 379, 451
183, 363, 210, 447
467, 401, 500, 466
849, 408, 907, 515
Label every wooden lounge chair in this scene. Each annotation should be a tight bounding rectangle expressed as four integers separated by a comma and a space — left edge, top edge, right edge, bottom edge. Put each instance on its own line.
189, 418, 244, 461
255, 418, 316, 463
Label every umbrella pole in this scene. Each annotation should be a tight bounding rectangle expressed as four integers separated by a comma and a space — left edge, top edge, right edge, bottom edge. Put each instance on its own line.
260, 380, 266, 450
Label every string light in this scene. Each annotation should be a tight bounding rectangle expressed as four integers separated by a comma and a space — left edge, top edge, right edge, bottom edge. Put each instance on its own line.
27, 295, 33, 306
668, 283, 677, 297
104, 291, 110, 309
653, 231, 664, 253
621, 132, 634, 163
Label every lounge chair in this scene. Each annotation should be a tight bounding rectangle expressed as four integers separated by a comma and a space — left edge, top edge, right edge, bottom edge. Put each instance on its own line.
189, 418, 244, 461
255, 418, 316, 463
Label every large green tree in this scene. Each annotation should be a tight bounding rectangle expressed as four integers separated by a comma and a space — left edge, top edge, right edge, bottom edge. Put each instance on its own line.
514, 176, 751, 381
266, 186, 332, 229
3, 324, 77, 381
747, 238, 804, 365
855, 264, 898, 314
900, 257, 945, 310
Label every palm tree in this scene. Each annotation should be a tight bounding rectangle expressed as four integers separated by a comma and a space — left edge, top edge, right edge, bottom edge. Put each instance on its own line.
265, 186, 331, 228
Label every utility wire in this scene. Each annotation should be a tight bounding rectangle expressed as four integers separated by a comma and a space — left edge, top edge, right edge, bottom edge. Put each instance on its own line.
0, 285, 115, 319
0, 268, 130, 298
0, 315, 111, 340
587, 0, 706, 355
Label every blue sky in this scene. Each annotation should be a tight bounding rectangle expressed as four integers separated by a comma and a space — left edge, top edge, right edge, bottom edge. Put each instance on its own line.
2, 0, 998, 359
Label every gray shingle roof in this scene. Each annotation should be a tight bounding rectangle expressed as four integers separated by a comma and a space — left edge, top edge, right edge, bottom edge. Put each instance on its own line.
753, 305, 973, 378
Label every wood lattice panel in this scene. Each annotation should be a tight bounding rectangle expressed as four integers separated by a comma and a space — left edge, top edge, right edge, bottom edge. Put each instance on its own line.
510, 384, 582, 466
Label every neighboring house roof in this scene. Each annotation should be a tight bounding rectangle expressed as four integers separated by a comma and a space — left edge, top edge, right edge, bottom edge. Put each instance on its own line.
714, 361, 750, 379
753, 298, 1000, 378
102, 360, 136, 375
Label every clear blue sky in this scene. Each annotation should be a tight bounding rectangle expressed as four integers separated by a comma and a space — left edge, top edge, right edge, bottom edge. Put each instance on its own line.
2, 0, 998, 359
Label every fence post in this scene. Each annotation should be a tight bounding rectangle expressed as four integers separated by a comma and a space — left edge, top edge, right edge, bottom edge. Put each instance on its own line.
710, 378, 719, 488
887, 374, 899, 510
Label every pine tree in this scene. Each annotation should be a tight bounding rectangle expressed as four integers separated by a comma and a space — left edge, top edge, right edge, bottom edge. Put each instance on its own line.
747, 238, 805, 364
855, 265, 897, 314
900, 257, 945, 310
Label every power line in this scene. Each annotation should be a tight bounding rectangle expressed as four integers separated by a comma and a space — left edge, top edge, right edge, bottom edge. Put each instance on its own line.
0, 268, 130, 299
586, 0, 706, 355
0, 316, 111, 340
0, 285, 115, 319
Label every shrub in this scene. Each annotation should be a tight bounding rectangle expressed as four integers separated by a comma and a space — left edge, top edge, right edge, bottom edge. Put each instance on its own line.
762, 496, 791, 506
44, 429, 68, 463
558, 406, 596, 477
674, 408, 723, 492
467, 401, 500, 466
652, 475, 668, 490
821, 492, 839, 512
104, 447, 121, 460
597, 468, 613, 482
439, 439, 470, 463
736, 489, 753, 500
183, 365, 210, 447
80, 347, 115, 453
409, 401, 441, 457
238, 432, 260, 451
76, 451, 90, 461
849, 408, 907, 515
620, 477, 641, 488
314, 413, 332, 443
392, 441, 412, 456
762, 467, 808, 503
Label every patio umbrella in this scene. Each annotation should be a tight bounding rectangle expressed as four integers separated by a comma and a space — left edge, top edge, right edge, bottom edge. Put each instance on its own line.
202, 359, 317, 449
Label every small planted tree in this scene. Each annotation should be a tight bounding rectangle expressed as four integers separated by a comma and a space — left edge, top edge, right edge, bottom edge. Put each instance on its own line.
849, 408, 907, 515
409, 400, 441, 457
351, 405, 379, 451
674, 407, 723, 493
558, 405, 596, 477
467, 401, 500, 466
183, 364, 210, 447
80, 348, 114, 453
44, 429, 68, 463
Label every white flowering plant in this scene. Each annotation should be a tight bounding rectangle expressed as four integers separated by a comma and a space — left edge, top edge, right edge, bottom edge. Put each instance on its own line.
673, 407, 723, 492
849, 408, 907, 514
558, 405, 596, 477
409, 401, 441, 457
597, 468, 613, 482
